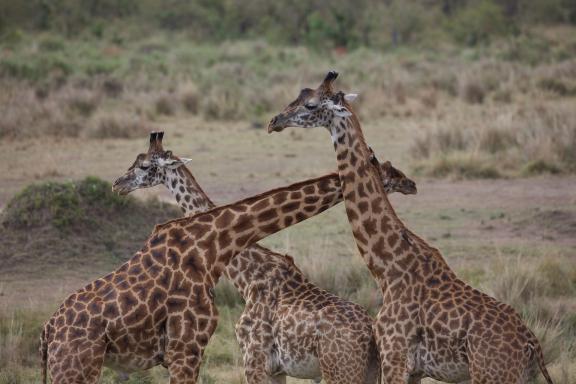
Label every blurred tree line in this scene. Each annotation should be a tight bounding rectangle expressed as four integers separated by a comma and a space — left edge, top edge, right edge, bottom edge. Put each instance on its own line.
0, 0, 575, 47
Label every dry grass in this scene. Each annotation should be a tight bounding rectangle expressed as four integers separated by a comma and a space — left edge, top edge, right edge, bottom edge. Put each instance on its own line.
87, 113, 154, 139
412, 101, 576, 178
1, 252, 574, 383
1, 31, 575, 180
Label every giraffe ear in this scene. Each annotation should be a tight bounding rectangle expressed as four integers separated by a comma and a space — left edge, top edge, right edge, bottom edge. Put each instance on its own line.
344, 93, 358, 102
166, 157, 191, 169
333, 105, 352, 117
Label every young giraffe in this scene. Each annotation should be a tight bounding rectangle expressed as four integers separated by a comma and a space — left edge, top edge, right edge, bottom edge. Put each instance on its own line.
111, 131, 417, 384
268, 71, 553, 384
41, 168, 356, 384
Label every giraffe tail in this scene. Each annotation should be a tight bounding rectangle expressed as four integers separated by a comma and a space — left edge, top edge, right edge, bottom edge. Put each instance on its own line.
531, 341, 554, 384
40, 325, 48, 384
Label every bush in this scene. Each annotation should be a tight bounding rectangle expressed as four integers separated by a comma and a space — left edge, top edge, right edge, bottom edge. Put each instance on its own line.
155, 94, 177, 116
411, 103, 576, 178
423, 155, 502, 179
447, 0, 511, 45
88, 114, 152, 139
538, 78, 576, 96
478, 128, 517, 153
460, 79, 486, 104
521, 160, 562, 176
1, 177, 129, 230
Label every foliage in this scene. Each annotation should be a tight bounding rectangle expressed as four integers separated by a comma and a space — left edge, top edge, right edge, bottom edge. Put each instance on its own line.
1, 177, 130, 229
446, 0, 511, 45
0, 0, 575, 47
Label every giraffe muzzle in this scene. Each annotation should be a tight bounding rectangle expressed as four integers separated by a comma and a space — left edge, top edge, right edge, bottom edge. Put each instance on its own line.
267, 115, 286, 133
111, 178, 131, 195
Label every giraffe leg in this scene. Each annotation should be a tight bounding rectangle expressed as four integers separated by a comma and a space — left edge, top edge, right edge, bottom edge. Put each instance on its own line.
235, 311, 276, 384
166, 354, 202, 384
317, 329, 375, 384
164, 310, 217, 384
467, 336, 530, 384
47, 335, 107, 384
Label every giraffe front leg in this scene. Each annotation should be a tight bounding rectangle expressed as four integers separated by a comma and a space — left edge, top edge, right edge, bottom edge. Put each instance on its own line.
374, 328, 415, 384
165, 308, 218, 384
166, 353, 202, 384
47, 332, 107, 384
235, 311, 277, 384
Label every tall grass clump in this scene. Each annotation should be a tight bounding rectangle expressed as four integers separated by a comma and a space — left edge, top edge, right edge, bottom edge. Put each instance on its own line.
412, 103, 576, 178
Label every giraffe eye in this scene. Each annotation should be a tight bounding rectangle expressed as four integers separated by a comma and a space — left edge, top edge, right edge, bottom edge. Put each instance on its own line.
140, 162, 151, 170
304, 103, 317, 110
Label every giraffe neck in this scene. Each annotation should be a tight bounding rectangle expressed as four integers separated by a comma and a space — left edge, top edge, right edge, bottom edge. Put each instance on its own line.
164, 166, 215, 215
159, 172, 344, 286
328, 110, 453, 292
162, 166, 303, 297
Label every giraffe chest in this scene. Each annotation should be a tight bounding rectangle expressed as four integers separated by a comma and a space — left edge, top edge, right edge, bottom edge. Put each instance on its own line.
103, 319, 166, 372
411, 334, 470, 383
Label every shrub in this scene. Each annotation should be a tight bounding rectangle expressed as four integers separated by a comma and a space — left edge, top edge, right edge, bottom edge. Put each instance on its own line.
537, 78, 576, 96
101, 78, 124, 98
88, 114, 152, 139
411, 103, 576, 178
63, 90, 100, 117
521, 160, 562, 176
424, 156, 502, 179
447, 0, 511, 46
478, 127, 517, 153
1, 177, 129, 230
38, 36, 66, 52
538, 260, 576, 297
181, 91, 199, 114
155, 94, 177, 116
460, 80, 486, 104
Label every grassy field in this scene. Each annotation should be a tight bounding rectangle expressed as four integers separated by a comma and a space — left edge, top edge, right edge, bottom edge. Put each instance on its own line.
1, 24, 576, 383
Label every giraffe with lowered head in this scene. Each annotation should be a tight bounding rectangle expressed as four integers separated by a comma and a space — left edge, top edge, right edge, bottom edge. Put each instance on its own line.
41, 163, 361, 383
268, 71, 553, 384
111, 131, 417, 384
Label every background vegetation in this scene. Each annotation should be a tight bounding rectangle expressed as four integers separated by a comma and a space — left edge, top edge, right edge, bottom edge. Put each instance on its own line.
1, 0, 576, 177
0, 1, 575, 383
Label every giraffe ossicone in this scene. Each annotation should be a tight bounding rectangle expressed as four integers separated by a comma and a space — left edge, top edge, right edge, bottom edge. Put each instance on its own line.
268, 71, 554, 384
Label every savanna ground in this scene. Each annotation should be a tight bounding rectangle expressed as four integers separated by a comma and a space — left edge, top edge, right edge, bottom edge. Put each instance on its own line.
1, 1, 576, 382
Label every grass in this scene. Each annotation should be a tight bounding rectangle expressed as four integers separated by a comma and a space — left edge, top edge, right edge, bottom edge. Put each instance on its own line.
1, 28, 575, 176
1, 20, 575, 384
412, 101, 576, 178
1, 253, 574, 383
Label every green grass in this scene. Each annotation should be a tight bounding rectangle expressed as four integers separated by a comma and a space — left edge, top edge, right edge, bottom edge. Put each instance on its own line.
1, 255, 574, 383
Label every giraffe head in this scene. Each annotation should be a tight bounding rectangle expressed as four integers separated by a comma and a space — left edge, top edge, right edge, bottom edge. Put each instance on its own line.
268, 70, 356, 132
112, 131, 191, 195
380, 161, 417, 195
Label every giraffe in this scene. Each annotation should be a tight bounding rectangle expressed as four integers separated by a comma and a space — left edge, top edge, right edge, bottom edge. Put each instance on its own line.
110, 131, 417, 384
41, 167, 355, 384
268, 71, 554, 384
